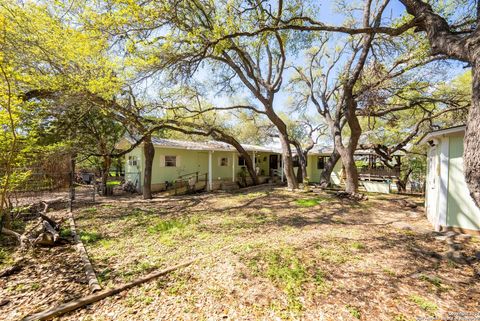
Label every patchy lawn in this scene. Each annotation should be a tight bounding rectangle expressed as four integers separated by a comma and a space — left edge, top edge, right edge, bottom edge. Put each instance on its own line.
1, 186, 480, 320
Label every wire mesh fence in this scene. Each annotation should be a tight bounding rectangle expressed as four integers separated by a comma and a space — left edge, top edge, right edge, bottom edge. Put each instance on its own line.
4, 168, 141, 211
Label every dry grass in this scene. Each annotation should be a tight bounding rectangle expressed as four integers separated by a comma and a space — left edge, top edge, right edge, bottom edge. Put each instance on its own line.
1, 186, 479, 320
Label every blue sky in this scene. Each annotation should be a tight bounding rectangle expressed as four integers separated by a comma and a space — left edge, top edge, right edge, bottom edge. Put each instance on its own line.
129, 0, 470, 149
153, 0, 468, 133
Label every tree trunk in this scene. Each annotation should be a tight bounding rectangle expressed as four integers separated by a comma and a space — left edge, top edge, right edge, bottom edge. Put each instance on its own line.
292, 143, 307, 184
143, 136, 155, 199
319, 149, 341, 188
243, 155, 258, 186
340, 149, 359, 194
301, 152, 309, 183
342, 97, 363, 194
332, 120, 361, 194
212, 133, 258, 185
278, 133, 298, 189
100, 156, 112, 196
1, 207, 11, 230
296, 163, 303, 183
464, 64, 480, 206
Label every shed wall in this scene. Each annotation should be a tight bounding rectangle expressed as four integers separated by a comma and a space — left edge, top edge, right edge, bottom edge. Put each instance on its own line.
446, 134, 480, 231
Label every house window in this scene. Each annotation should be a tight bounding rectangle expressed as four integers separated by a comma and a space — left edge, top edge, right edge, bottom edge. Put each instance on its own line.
317, 156, 326, 169
219, 157, 229, 166
165, 156, 177, 167
292, 155, 300, 167
238, 156, 246, 166
128, 156, 138, 166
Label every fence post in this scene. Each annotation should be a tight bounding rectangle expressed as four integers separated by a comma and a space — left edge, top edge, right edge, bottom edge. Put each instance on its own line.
69, 154, 76, 212
92, 183, 96, 203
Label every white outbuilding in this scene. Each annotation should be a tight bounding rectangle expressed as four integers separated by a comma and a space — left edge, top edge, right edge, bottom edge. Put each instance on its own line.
420, 125, 480, 234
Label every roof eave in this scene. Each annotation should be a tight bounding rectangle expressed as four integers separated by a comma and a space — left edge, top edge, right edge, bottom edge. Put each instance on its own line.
419, 125, 466, 145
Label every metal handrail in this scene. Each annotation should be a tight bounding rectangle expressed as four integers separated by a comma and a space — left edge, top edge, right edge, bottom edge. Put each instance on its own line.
173, 172, 208, 195
177, 171, 199, 179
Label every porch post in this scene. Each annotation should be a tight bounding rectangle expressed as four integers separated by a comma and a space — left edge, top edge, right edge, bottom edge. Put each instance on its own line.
208, 151, 213, 191
252, 151, 256, 173
232, 152, 236, 182
280, 154, 284, 182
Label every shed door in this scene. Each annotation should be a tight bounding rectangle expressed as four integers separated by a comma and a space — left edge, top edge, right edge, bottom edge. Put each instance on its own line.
426, 146, 439, 225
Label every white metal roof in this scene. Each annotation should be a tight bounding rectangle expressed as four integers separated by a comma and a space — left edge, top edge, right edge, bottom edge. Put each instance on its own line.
118, 137, 407, 157
118, 137, 283, 154
419, 125, 466, 145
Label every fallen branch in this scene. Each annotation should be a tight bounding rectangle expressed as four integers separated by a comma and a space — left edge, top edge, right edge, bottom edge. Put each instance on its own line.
22, 250, 218, 321
1, 227, 29, 247
0, 262, 23, 278
68, 211, 101, 293
1, 227, 22, 241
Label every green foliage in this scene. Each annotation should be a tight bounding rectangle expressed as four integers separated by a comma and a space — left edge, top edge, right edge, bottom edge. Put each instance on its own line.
295, 197, 327, 207
350, 241, 365, 250
346, 305, 361, 319
59, 228, 72, 238
0, 248, 13, 268
409, 295, 438, 314
147, 218, 189, 234
248, 246, 308, 311
80, 230, 103, 244
244, 245, 330, 312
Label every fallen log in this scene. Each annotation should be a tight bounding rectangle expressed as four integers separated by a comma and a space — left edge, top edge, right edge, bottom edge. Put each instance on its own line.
41, 220, 59, 243
68, 211, 101, 293
22, 250, 216, 321
335, 191, 368, 201
3, 201, 66, 247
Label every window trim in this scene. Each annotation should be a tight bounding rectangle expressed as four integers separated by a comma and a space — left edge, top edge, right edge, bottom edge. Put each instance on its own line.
317, 156, 326, 170
164, 155, 177, 167
128, 156, 138, 166
238, 156, 246, 166
219, 156, 229, 167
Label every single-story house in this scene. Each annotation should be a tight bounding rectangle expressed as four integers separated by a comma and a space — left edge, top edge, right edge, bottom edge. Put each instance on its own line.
117, 137, 403, 194
420, 125, 480, 234
117, 137, 349, 192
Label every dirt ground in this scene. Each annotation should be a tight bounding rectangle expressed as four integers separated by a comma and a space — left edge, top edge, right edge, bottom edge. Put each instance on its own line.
1, 185, 479, 321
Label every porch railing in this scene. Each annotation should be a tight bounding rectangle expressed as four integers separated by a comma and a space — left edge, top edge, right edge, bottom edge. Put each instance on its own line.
358, 167, 400, 178
173, 171, 208, 195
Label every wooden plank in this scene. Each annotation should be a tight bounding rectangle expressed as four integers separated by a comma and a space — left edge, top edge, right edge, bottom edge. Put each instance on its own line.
22, 252, 212, 321
68, 212, 102, 293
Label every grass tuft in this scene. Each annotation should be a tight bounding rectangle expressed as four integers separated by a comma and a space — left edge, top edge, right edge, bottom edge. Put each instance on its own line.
409, 295, 438, 315
80, 230, 103, 244
0, 248, 14, 268
147, 218, 188, 234
295, 197, 326, 207
346, 305, 361, 319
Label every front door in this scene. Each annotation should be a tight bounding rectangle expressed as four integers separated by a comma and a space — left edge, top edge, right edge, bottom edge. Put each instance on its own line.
269, 155, 278, 170
269, 155, 278, 176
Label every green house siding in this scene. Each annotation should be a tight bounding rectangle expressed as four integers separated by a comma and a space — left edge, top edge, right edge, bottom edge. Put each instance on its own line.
306, 155, 342, 184
125, 144, 348, 191
125, 146, 144, 188
152, 148, 205, 184
254, 152, 271, 176
447, 134, 480, 230
125, 146, 284, 191
150, 148, 241, 184
306, 155, 316, 182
